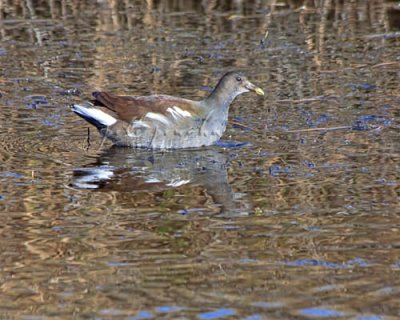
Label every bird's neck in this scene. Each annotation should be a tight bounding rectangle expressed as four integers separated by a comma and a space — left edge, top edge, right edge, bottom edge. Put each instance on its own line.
203, 83, 238, 111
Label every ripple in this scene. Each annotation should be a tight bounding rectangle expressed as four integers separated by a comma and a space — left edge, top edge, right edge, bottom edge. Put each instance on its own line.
128, 310, 153, 320
198, 308, 236, 319
299, 307, 348, 318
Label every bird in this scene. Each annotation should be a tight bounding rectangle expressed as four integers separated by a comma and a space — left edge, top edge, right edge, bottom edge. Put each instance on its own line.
71, 71, 264, 149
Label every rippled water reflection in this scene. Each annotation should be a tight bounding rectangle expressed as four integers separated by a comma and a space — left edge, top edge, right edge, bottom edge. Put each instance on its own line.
0, 0, 399, 319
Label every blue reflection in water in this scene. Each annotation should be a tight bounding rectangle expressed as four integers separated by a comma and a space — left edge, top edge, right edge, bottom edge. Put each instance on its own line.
155, 305, 181, 313
26, 95, 48, 109
349, 83, 377, 91
285, 259, 347, 269
356, 316, 383, 320
129, 306, 181, 319
300, 307, 348, 317
347, 258, 369, 267
179, 207, 207, 215
301, 111, 331, 128
232, 117, 253, 132
269, 165, 292, 177
392, 261, 400, 268
304, 226, 321, 231
239, 258, 258, 264
0, 171, 23, 178
128, 310, 153, 320
285, 257, 371, 269
106, 261, 127, 267
99, 308, 123, 315
242, 314, 263, 320
215, 140, 250, 148
302, 159, 316, 168
351, 115, 391, 131
198, 308, 236, 319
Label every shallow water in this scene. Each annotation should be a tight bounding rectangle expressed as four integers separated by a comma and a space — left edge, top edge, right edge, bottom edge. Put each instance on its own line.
0, 0, 399, 319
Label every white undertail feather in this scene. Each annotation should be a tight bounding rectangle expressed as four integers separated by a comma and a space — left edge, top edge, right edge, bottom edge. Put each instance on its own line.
73, 104, 117, 126
167, 106, 192, 119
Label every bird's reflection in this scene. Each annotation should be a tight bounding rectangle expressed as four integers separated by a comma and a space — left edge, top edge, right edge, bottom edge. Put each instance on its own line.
72, 147, 251, 215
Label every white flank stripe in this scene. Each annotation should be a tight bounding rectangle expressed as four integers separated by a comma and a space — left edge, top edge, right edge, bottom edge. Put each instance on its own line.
166, 107, 180, 120
166, 179, 191, 187
173, 106, 191, 117
73, 104, 117, 126
145, 112, 170, 126
132, 120, 150, 129
167, 106, 192, 120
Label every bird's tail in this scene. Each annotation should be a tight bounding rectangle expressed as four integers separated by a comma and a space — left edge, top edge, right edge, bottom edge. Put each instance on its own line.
71, 103, 117, 130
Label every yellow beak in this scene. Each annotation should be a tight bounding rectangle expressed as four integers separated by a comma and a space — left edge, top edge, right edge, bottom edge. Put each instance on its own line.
254, 87, 265, 96
245, 81, 265, 96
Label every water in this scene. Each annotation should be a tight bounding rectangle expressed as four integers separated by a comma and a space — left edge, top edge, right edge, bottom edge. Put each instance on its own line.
0, 0, 399, 319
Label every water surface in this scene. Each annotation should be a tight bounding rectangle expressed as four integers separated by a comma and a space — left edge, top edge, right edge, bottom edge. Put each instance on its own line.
0, 0, 399, 319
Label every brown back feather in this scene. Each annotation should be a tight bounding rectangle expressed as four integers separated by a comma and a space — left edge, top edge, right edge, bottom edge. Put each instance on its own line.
92, 91, 200, 123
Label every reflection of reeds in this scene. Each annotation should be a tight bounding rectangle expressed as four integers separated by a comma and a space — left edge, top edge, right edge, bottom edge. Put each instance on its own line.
0, 2, 399, 317
0, 0, 397, 89
0, 0, 398, 250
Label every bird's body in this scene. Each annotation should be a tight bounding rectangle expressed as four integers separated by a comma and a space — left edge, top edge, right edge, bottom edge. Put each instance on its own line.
72, 72, 264, 149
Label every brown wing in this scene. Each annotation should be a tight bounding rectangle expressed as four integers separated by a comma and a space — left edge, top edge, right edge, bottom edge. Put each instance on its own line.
92, 91, 200, 123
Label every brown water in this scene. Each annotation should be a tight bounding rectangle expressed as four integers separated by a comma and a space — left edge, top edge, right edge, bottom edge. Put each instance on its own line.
0, 0, 400, 319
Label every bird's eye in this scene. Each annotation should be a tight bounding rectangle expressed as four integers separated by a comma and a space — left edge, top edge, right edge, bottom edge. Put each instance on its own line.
236, 76, 242, 82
